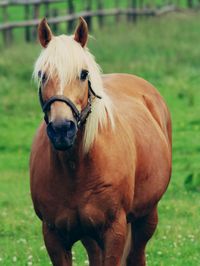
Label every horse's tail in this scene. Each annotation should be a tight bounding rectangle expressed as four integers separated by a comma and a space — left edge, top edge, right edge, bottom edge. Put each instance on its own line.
121, 223, 132, 266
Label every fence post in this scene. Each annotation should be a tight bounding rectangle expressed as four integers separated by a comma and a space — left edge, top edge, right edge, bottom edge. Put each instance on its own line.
45, 2, 50, 18
127, 0, 131, 21
97, 0, 104, 27
52, 9, 59, 34
85, 0, 92, 30
131, 0, 137, 22
68, 0, 75, 32
25, 4, 31, 42
187, 0, 193, 7
2, 4, 12, 46
32, 3, 40, 41
115, 0, 120, 23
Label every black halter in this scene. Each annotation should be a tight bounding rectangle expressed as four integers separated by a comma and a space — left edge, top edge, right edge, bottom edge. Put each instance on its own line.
38, 80, 102, 127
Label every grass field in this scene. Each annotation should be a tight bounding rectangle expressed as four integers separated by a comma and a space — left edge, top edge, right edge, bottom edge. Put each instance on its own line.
0, 11, 200, 266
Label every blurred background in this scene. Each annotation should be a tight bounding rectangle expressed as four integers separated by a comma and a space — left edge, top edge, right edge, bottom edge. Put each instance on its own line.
0, 0, 200, 265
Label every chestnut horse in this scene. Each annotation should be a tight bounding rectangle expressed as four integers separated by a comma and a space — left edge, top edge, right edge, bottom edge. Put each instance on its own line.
30, 17, 172, 266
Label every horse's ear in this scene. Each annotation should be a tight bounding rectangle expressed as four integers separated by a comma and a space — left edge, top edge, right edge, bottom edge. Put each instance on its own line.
38, 18, 53, 48
74, 17, 88, 47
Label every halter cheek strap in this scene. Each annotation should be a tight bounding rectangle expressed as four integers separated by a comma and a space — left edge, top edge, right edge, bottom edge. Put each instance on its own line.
38, 80, 102, 127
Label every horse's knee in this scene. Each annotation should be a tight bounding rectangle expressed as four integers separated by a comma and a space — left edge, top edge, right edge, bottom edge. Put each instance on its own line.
82, 238, 102, 266
102, 210, 127, 266
42, 223, 72, 265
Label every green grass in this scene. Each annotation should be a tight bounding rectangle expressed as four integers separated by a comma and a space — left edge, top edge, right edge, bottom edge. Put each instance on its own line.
1, 11, 200, 265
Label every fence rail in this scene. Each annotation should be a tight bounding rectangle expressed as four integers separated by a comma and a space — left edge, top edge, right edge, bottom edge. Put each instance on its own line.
0, 5, 178, 29
0, 0, 199, 46
0, 0, 64, 6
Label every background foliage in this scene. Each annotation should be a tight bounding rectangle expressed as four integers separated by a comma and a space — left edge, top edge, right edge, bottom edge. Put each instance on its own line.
0, 10, 200, 266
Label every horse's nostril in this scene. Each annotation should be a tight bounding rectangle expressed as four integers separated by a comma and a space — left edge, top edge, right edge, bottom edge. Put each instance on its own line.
51, 120, 77, 137
63, 121, 75, 131
46, 120, 77, 150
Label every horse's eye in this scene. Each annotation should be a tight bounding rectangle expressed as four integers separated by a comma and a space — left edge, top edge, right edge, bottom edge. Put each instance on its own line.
38, 71, 42, 78
42, 73, 46, 82
80, 70, 88, 81
38, 71, 46, 83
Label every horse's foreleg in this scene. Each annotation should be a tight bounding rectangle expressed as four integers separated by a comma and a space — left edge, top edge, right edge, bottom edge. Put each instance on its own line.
127, 206, 158, 266
102, 210, 127, 266
81, 237, 102, 266
42, 222, 72, 266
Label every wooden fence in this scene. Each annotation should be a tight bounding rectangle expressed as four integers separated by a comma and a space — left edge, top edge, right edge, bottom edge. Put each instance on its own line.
0, 0, 199, 46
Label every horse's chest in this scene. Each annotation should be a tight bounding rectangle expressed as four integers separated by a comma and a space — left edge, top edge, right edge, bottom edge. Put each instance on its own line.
36, 184, 118, 248
45, 203, 111, 249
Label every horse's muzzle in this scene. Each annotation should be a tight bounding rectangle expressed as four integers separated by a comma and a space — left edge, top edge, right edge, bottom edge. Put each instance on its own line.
47, 120, 77, 150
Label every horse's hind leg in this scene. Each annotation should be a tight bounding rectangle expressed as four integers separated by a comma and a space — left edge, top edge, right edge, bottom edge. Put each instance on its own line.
42, 222, 72, 266
127, 206, 158, 266
81, 237, 102, 266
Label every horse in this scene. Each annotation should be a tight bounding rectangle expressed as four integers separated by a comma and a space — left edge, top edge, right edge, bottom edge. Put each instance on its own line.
30, 17, 172, 266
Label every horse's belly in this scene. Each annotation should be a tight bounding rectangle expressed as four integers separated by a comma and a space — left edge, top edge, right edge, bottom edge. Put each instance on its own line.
131, 163, 171, 218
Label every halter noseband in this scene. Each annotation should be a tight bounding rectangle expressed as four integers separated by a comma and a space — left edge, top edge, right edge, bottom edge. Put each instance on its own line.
39, 80, 102, 127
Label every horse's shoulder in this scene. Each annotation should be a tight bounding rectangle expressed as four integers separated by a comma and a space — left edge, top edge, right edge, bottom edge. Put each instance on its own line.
102, 73, 171, 146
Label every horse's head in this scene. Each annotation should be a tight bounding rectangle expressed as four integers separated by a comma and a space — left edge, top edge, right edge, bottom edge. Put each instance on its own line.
34, 17, 101, 151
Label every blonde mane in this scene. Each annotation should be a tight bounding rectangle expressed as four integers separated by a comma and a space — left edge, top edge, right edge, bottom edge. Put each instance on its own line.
33, 35, 115, 153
